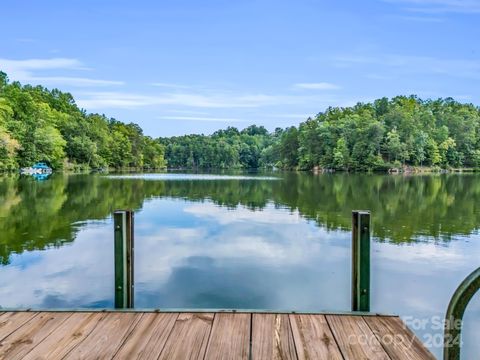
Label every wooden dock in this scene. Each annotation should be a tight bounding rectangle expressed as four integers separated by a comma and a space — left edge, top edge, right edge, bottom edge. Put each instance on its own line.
0, 311, 435, 359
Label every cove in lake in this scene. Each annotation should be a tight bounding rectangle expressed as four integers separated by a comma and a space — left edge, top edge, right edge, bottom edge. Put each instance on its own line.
0, 172, 479, 357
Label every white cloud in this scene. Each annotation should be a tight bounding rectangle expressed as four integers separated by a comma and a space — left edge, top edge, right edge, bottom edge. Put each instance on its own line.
151, 82, 193, 89
167, 109, 210, 115
451, 94, 473, 101
76, 90, 332, 110
0, 57, 123, 87
264, 113, 313, 119
392, 15, 445, 21
157, 115, 249, 122
0, 59, 344, 111
76, 92, 154, 108
335, 54, 480, 79
383, 0, 480, 13
0, 57, 85, 71
29, 76, 123, 86
293, 82, 341, 90
15, 38, 36, 43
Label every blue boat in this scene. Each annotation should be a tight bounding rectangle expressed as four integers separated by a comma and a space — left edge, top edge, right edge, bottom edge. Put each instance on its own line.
20, 162, 53, 176
32, 173, 51, 181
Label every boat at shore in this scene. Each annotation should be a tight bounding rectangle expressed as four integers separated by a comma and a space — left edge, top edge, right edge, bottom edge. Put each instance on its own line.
20, 162, 53, 176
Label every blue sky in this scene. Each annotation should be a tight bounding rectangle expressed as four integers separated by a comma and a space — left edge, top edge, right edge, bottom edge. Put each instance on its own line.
1, 0, 479, 137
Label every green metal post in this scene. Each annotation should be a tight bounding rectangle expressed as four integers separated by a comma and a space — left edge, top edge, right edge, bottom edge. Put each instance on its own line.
352, 210, 370, 312
444, 267, 480, 360
114, 210, 134, 309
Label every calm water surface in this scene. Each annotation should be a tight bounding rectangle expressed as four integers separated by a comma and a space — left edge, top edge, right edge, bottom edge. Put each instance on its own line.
0, 172, 479, 358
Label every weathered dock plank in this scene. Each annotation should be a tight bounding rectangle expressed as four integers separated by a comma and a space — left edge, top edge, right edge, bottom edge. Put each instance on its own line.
364, 316, 436, 360
204, 313, 250, 360
158, 312, 213, 360
289, 314, 343, 360
113, 312, 177, 359
23, 312, 105, 360
327, 314, 389, 359
0, 312, 38, 342
0, 311, 435, 360
0, 312, 71, 360
62, 312, 141, 360
252, 313, 298, 360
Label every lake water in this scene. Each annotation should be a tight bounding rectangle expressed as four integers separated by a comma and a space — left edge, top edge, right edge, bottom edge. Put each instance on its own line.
0, 172, 479, 358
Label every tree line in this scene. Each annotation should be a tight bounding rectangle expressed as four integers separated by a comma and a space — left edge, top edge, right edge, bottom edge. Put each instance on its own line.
292, 96, 480, 171
0, 72, 166, 171
1, 72, 479, 171
159, 125, 278, 169
162, 96, 480, 171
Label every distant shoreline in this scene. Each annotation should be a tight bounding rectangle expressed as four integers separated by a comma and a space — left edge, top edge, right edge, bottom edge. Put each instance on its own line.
3, 166, 479, 175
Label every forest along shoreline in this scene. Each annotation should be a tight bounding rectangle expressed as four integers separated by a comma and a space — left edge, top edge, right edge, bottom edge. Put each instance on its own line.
1, 71, 480, 174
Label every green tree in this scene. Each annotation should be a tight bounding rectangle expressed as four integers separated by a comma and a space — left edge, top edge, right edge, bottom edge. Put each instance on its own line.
279, 127, 299, 168
425, 138, 441, 166
333, 138, 349, 169
384, 128, 402, 163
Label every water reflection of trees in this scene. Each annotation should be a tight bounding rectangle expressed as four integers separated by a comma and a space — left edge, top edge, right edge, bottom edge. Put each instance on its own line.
1, 173, 479, 264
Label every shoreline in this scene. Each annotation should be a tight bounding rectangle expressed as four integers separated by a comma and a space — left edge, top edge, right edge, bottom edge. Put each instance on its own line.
0, 166, 478, 175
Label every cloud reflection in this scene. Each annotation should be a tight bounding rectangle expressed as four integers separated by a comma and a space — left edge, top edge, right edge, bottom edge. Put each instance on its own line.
0, 197, 479, 358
